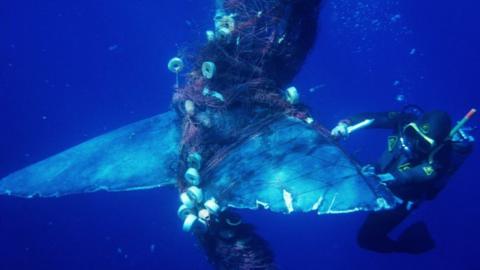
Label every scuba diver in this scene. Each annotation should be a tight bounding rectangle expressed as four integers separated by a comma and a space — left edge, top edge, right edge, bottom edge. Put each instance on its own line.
331, 107, 475, 254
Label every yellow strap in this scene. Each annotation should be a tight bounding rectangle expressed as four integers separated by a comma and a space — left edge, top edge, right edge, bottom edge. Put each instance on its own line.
422, 166, 435, 176
388, 136, 398, 152
404, 122, 436, 146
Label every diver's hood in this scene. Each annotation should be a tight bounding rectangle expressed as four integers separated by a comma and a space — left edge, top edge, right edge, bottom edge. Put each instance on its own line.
406, 110, 452, 146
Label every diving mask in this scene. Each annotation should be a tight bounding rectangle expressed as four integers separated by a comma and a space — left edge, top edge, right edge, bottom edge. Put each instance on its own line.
403, 122, 436, 153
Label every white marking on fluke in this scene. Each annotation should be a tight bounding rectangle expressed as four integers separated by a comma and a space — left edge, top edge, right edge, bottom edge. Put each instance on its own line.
375, 198, 389, 210
283, 189, 294, 213
311, 196, 324, 211
256, 200, 270, 209
326, 207, 362, 214
326, 193, 338, 213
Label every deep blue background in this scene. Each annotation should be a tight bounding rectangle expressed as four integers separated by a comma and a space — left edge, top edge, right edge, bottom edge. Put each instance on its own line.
1, 0, 478, 269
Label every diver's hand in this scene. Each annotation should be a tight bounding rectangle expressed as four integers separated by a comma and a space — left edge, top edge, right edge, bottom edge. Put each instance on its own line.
361, 164, 376, 177
361, 166, 395, 183
331, 122, 349, 139
377, 173, 396, 183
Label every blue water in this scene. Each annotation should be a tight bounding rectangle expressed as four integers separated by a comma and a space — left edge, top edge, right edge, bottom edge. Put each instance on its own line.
1, 0, 478, 269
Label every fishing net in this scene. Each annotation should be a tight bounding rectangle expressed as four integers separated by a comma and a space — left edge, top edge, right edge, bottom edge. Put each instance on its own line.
173, 0, 324, 191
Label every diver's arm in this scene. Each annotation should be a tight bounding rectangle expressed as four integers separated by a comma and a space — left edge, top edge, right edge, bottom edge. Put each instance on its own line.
331, 111, 403, 139
345, 112, 403, 129
386, 162, 441, 185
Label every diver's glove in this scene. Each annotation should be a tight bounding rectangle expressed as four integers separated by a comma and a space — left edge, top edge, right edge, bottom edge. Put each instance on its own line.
361, 164, 376, 177
361, 165, 395, 185
331, 122, 350, 139
377, 173, 396, 183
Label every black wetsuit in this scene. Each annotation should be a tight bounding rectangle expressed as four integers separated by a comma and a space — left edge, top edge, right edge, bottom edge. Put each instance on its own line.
344, 111, 474, 254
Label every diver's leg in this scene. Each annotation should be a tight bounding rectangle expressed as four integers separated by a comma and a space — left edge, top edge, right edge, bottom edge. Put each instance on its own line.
357, 206, 411, 253
357, 203, 435, 254
396, 221, 435, 254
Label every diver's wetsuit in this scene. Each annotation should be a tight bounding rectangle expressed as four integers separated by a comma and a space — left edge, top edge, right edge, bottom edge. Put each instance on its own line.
343, 111, 474, 254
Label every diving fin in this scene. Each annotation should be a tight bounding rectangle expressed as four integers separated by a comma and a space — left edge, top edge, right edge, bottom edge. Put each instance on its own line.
396, 222, 435, 254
